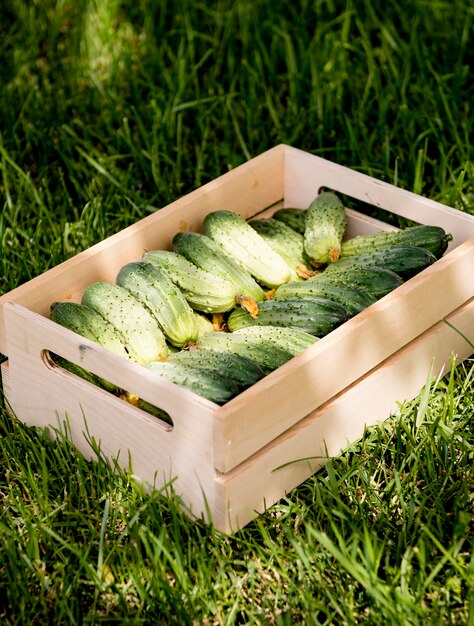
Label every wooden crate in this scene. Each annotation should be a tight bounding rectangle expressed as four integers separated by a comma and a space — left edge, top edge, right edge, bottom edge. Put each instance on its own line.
1, 145, 473, 533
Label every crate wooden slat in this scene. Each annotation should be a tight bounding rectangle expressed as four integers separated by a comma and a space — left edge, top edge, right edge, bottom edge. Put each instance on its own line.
1, 145, 473, 532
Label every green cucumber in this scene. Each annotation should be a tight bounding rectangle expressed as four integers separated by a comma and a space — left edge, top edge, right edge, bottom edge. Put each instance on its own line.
116, 261, 199, 348
168, 349, 265, 390
145, 360, 239, 405
304, 192, 347, 263
341, 225, 452, 259
272, 207, 307, 234
311, 267, 404, 299
233, 326, 318, 355
196, 331, 295, 374
325, 245, 437, 279
227, 296, 349, 336
81, 282, 169, 364
274, 280, 376, 316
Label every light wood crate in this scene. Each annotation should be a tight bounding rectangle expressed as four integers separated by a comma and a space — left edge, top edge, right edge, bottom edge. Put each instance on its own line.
1, 145, 473, 533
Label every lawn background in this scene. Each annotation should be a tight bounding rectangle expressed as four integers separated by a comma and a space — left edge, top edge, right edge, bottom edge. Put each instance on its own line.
0, 1, 473, 624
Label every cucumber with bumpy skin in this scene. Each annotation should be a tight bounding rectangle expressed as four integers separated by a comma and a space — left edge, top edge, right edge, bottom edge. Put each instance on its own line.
81, 282, 169, 363
272, 208, 307, 234
193, 312, 214, 338
227, 296, 349, 336
196, 331, 295, 374
304, 192, 347, 264
274, 280, 376, 316
312, 266, 404, 299
50, 301, 131, 393
168, 349, 265, 390
326, 245, 437, 279
203, 210, 292, 288
233, 325, 318, 355
172, 231, 265, 305
116, 261, 199, 348
249, 218, 313, 280
341, 225, 452, 259
50, 302, 131, 360
145, 360, 239, 404
143, 250, 242, 314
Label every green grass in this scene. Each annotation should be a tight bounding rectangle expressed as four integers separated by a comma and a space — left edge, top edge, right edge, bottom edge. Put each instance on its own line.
0, 0, 473, 623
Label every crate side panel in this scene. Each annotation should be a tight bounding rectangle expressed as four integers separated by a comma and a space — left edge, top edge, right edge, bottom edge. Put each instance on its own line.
3, 304, 223, 524
283, 147, 474, 246
0, 147, 284, 356
217, 297, 474, 532
214, 237, 474, 472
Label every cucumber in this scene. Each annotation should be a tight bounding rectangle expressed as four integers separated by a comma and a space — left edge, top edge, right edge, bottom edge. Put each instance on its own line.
81, 282, 169, 364
272, 207, 307, 234
144, 360, 239, 405
304, 192, 347, 263
274, 280, 376, 316
203, 210, 292, 288
325, 245, 437, 279
116, 261, 199, 347
233, 325, 318, 355
227, 296, 349, 336
143, 250, 241, 313
312, 267, 404, 299
172, 231, 265, 304
50, 302, 130, 360
341, 225, 452, 259
196, 331, 295, 374
50, 301, 131, 393
168, 349, 265, 390
249, 218, 313, 280
193, 312, 214, 338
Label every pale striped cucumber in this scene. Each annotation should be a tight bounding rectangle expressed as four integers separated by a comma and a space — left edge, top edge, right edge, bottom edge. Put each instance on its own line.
325, 245, 437, 279
227, 296, 349, 336
81, 282, 169, 363
249, 218, 313, 280
196, 331, 295, 374
272, 208, 307, 234
313, 267, 404, 299
145, 360, 239, 404
341, 225, 452, 259
116, 261, 199, 348
203, 210, 292, 288
172, 231, 265, 304
274, 280, 376, 316
143, 250, 241, 313
168, 349, 265, 390
304, 192, 347, 263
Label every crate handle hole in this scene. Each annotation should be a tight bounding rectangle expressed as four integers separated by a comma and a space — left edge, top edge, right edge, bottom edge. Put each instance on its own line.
42, 350, 174, 430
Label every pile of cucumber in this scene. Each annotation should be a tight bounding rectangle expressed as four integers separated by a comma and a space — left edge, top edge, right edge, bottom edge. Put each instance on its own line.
50, 192, 452, 412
